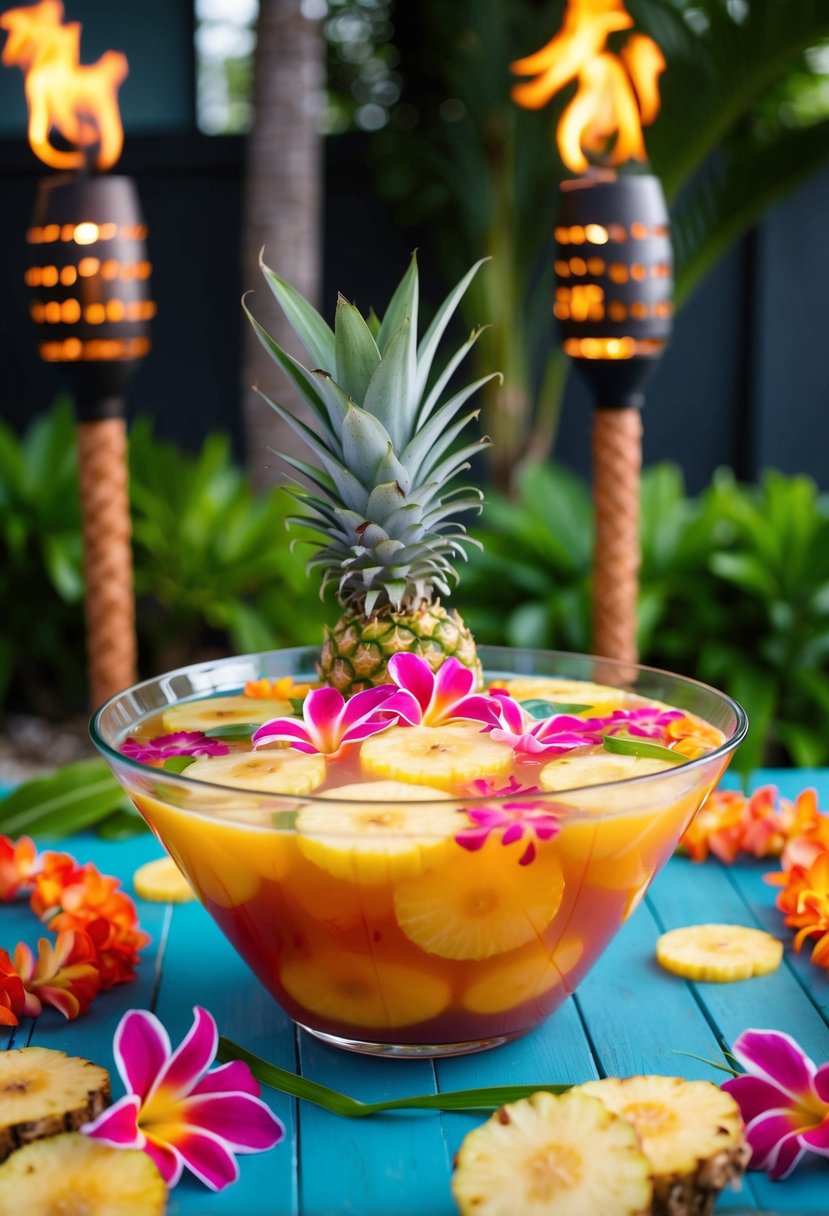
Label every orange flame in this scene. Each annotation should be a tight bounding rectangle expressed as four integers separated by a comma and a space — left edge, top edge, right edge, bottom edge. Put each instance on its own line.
511, 0, 664, 175
1, 0, 127, 171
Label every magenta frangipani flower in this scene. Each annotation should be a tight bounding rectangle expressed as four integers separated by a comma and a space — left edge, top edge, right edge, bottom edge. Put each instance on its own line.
121, 732, 230, 763
252, 684, 398, 759
722, 1028, 829, 1180
82, 1006, 283, 1191
487, 693, 603, 757
382, 653, 502, 727
455, 783, 560, 865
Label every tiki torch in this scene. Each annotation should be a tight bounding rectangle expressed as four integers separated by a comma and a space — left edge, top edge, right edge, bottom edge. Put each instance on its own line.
512, 0, 672, 667
2, 0, 153, 707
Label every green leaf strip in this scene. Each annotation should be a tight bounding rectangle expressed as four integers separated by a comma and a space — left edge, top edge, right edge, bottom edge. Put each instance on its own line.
601, 736, 684, 764
217, 1038, 570, 1118
0, 760, 124, 839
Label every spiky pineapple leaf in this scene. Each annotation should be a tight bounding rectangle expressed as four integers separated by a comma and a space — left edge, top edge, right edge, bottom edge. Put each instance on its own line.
334, 296, 382, 401
341, 406, 395, 487
243, 297, 339, 448
403, 373, 499, 479
376, 252, 419, 355
414, 257, 488, 406
259, 254, 335, 372
417, 323, 488, 428
362, 318, 414, 451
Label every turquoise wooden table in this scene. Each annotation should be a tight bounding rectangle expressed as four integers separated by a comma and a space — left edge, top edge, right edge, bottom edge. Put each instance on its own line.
3, 768, 828, 1215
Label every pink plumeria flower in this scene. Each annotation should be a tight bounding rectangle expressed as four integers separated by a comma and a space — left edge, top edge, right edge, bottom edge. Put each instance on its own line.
456, 784, 560, 865
83, 1006, 284, 1191
603, 706, 684, 739
722, 1028, 829, 1179
382, 653, 501, 727
121, 732, 230, 764
252, 684, 398, 759
487, 693, 603, 757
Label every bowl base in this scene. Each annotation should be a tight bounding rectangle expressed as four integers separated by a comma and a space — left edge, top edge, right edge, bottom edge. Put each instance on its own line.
298, 1022, 526, 1059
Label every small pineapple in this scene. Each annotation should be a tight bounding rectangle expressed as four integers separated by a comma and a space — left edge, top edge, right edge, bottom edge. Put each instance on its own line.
247, 252, 497, 694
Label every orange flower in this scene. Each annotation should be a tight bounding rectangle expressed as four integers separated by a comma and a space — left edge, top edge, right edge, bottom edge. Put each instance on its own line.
29, 849, 79, 919
31, 857, 149, 990
780, 788, 829, 872
773, 853, 829, 950
0, 951, 25, 1026
678, 789, 747, 863
13, 930, 100, 1020
244, 675, 314, 700
0, 835, 37, 900
679, 785, 807, 865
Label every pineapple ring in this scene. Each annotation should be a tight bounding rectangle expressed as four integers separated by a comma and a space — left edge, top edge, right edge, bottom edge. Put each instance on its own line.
132, 855, 195, 904
656, 924, 783, 982
460, 936, 583, 1015
495, 676, 628, 712
0, 1134, 166, 1216
160, 693, 292, 734
452, 1090, 652, 1216
296, 780, 461, 885
185, 749, 326, 796
359, 723, 513, 791
393, 840, 565, 961
279, 950, 451, 1029
577, 1076, 748, 1189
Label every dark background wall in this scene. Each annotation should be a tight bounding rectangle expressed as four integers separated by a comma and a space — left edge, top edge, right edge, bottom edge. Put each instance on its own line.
1, 1, 828, 493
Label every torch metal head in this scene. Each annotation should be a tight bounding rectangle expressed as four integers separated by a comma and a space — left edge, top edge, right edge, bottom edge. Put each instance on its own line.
27, 175, 154, 420
555, 173, 672, 409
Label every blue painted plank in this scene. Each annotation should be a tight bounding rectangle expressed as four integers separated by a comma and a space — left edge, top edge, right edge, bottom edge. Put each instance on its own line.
297, 1032, 452, 1216
153, 892, 299, 1215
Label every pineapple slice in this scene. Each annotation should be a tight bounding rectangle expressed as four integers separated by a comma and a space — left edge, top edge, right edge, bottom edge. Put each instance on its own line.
185, 748, 326, 795
393, 840, 564, 960
539, 751, 674, 800
459, 937, 582, 1015
161, 693, 291, 733
656, 924, 783, 982
578, 1076, 750, 1216
296, 780, 461, 884
133, 855, 195, 903
360, 723, 513, 791
0, 1048, 110, 1163
0, 1132, 166, 1214
279, 950, 450, 1029
452, 1089, 652, 1216
498, 676, 626, 713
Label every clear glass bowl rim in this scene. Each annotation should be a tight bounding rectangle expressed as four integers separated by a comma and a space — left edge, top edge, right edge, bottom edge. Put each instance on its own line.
89, 643, 748, 819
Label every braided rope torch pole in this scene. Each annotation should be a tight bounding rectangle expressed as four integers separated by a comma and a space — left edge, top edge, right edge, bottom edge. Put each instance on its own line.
76, 410, 137, 707
592, 405, 642, 665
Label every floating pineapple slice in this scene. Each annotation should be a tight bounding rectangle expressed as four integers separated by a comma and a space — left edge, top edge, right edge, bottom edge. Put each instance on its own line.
497, 676, 625, 713
161, 693, 291, 734
185, 748, 325, 795
0, 1133, 166, 1215
133, 855, 195, 903
452, 1089, 652, 1216
296, 780, 461, 884
0, 1048, 110, 1163
460, 936, 583, 1015
656, 924, 783, 982
394, 840, 564, 960
539, 750, 674, 800
280, 950, 450, 1029
578, 1076, 750, 1216
360, 724, 512, 791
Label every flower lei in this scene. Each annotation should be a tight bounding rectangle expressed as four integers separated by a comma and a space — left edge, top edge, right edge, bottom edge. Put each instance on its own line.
676, 783, 829, 979
0, 835, 148, 1025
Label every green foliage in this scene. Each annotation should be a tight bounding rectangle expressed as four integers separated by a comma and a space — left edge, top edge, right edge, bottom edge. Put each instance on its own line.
129, 419, 331, 672
464, 461, 829, 772
0, 405, 329, 716
0, 400, 86, 712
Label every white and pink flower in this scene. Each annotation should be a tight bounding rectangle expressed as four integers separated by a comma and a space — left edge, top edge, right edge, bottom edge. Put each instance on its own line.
252, 684, 399, 759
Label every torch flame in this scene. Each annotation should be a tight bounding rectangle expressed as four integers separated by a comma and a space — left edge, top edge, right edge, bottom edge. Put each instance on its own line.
1, 0, 127, 171
511, 0, 664, 175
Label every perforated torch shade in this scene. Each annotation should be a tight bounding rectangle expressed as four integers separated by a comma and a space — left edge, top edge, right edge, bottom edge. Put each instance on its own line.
26, 175, 154, 420
25, 174, 150, 706
554, 174, 672, 409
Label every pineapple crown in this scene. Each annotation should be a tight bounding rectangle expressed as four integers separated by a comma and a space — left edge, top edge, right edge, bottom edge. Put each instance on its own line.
246, 252, 498, 616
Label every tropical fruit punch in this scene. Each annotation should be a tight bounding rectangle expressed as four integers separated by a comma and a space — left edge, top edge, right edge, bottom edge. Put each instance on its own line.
96, 257, 744, 1054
